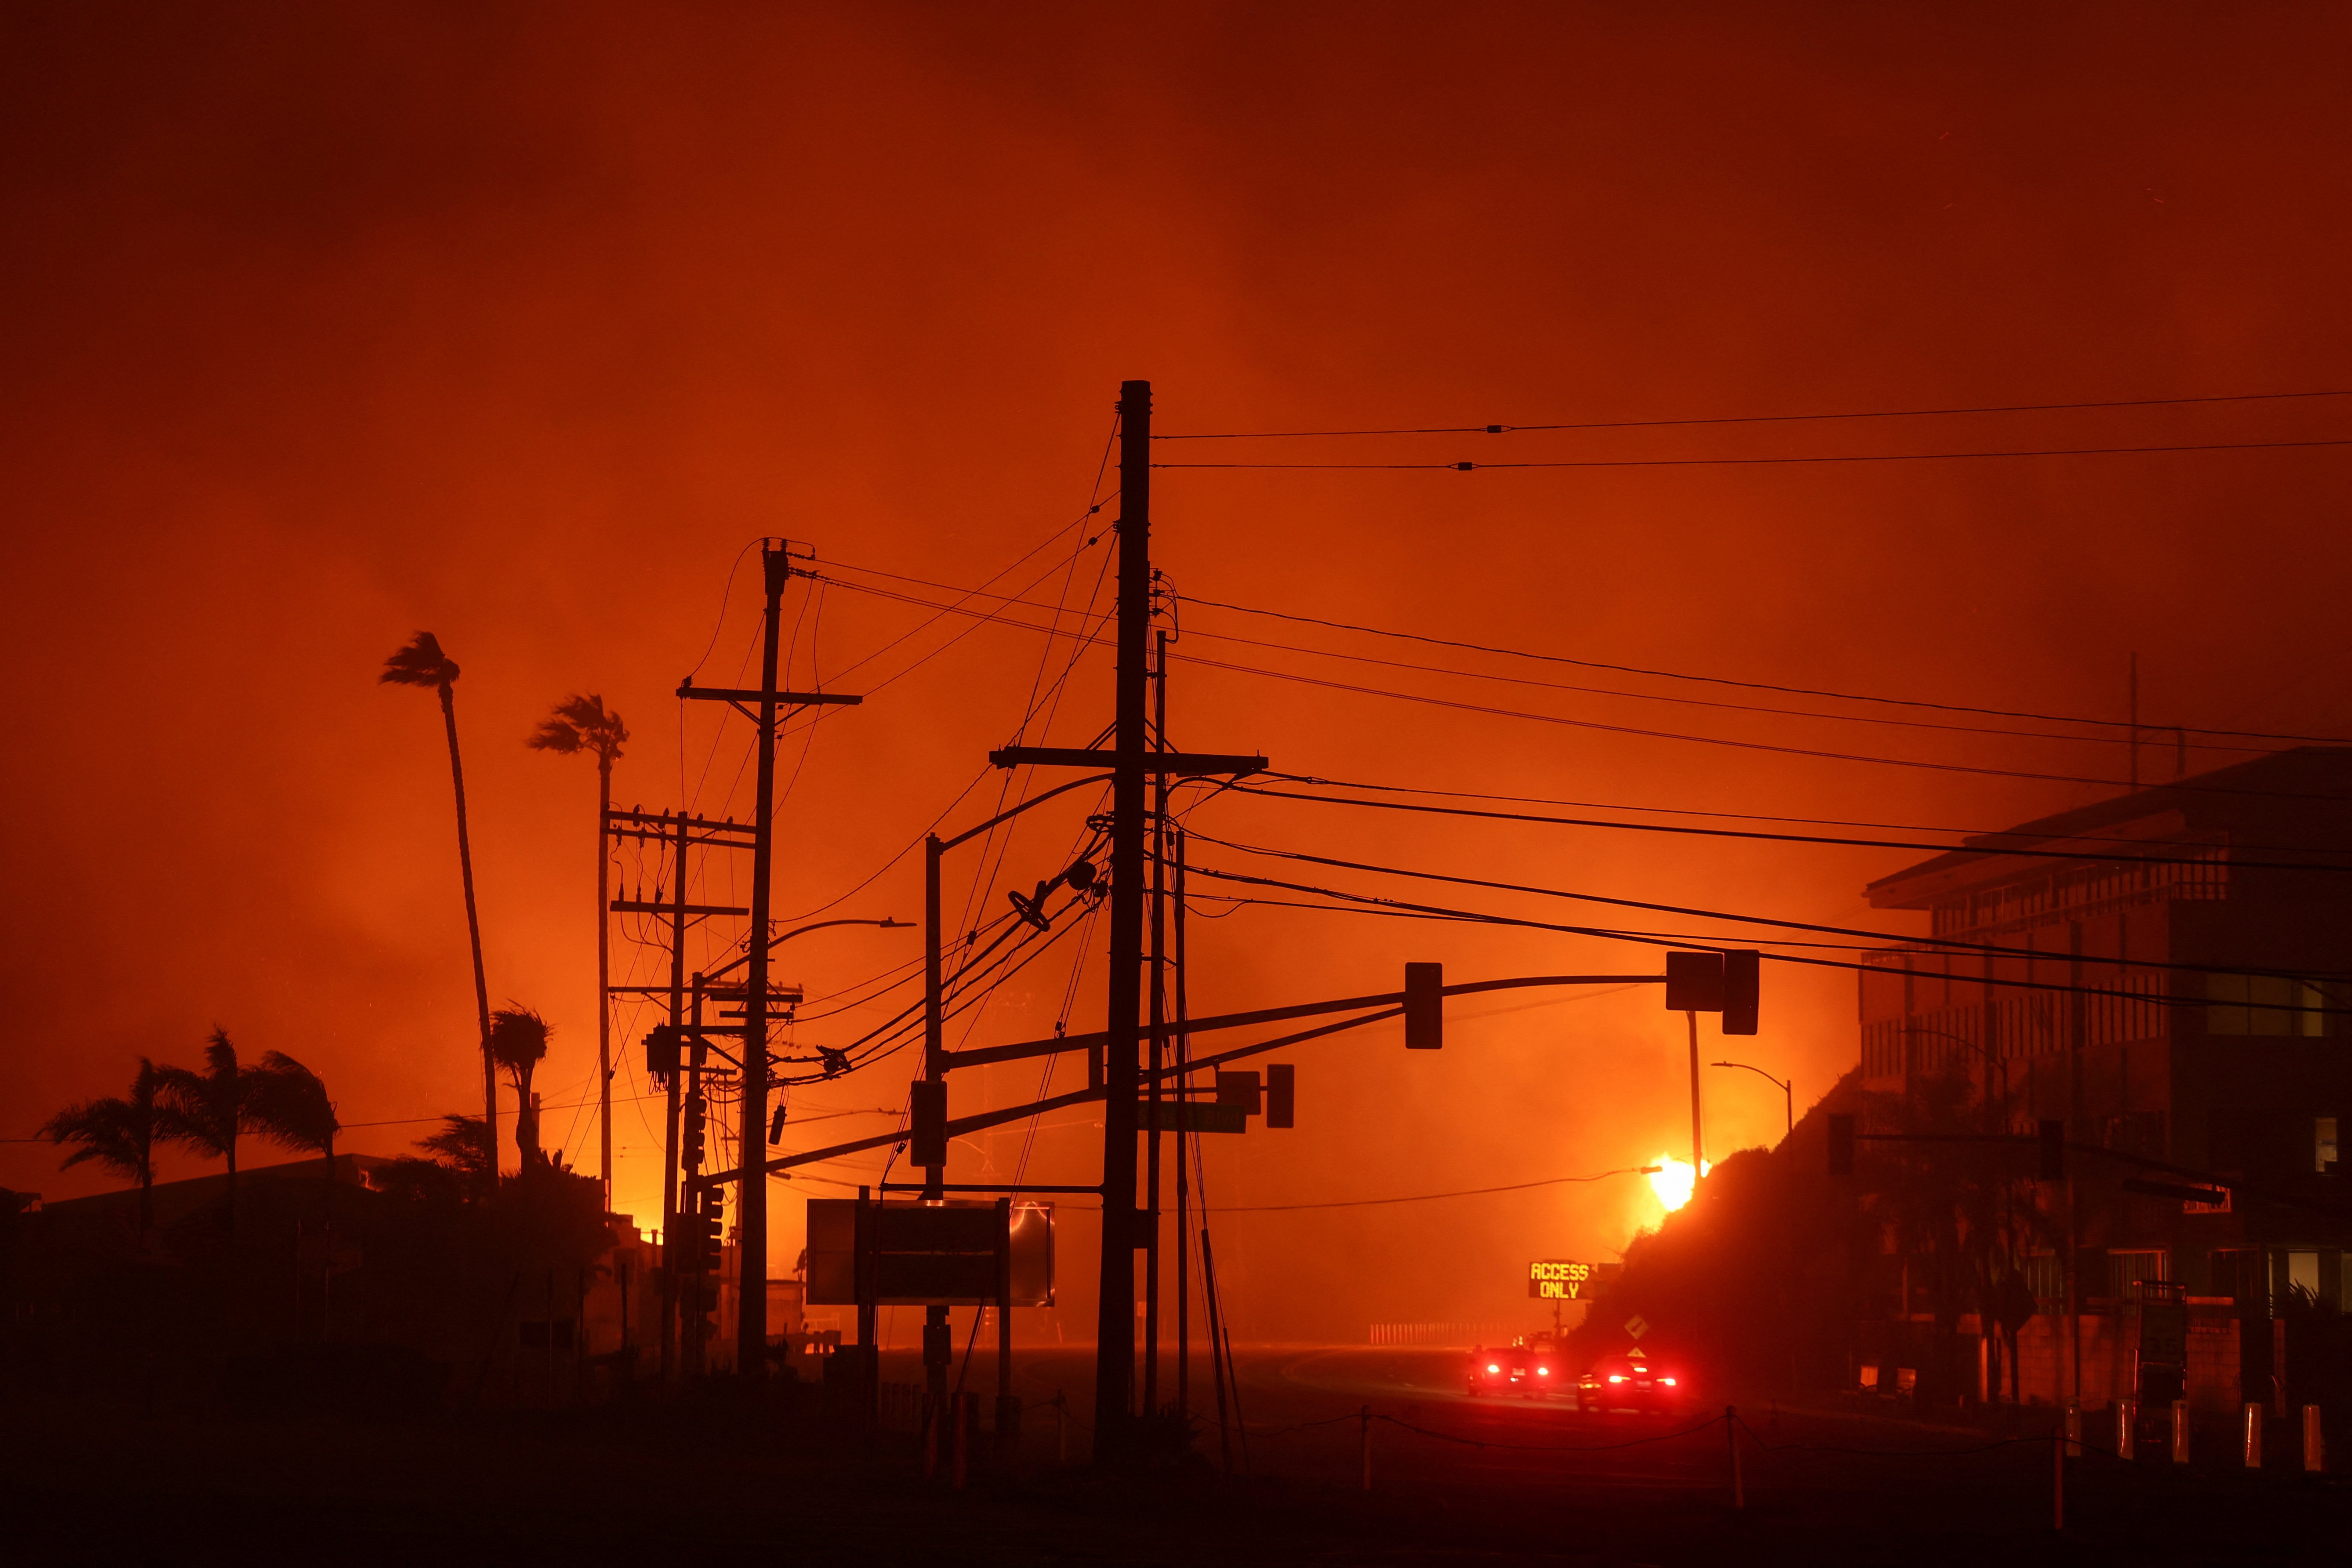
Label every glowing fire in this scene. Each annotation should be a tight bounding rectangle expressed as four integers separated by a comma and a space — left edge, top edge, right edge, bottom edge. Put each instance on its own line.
1647, 1153, 1711, 1212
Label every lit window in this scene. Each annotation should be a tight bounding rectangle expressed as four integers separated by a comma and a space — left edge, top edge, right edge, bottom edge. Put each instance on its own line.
2208, 974, 2330, 1037
2318, 1117, 2340, 1174
2250, 975, 2296, 1037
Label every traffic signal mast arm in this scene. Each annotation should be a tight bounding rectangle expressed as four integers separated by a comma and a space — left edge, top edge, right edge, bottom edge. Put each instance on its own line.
940, 971, 1666, 1071
708, 967, 1691, 1187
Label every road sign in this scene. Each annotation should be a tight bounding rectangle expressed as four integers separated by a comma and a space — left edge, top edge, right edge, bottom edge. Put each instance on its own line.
1527, 1259, 1617, 1300
1624, 1314, 1649, 1340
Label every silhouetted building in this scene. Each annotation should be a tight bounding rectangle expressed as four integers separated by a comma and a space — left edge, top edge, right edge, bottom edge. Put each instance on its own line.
1859, 746, 2352, 1413
3, 1153, 656, 1411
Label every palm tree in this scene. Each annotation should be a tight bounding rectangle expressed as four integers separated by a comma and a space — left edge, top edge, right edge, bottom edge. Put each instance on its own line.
379, 1113, 494, 1206
382, 631, 498, 1178
158, 1028, 276, 1226
252, 1051, 340, 1179
488, 1006, 552, 1169
40, 1058, 173, 1243
418, 1113, 496, 1186
528, 694, 627, 1210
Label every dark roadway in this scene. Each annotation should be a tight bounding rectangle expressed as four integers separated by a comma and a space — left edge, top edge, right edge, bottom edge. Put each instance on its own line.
3, 1346, 2342, 1566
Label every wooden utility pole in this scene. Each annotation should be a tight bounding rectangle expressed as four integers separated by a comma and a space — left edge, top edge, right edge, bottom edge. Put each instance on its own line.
606, 806, 756, 1381
1095, 378, 1154, 1444
596, 749, 615, 1209
662, 810, 688, 1380
675, 539, 863, 1380
966, 381, 1268, 1457
738, 542, 788, 1378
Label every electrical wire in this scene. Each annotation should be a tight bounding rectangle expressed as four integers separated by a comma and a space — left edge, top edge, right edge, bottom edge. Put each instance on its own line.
1152, 387, 2352, 440
1152, 436, 2352, 470
1208, 1165, 1657, 1212
1174, 596, 2351, 746
1171, 854, 2352, 1009
1175, 826, 2352, 981
1223, 780, 2352, 875
1244, 771, 2352, 857
819, 575, 2293, 756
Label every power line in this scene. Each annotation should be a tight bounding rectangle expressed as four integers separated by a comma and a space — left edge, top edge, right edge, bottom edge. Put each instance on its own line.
813, 575, 2344, 791
1209, 1165, 1657, 1212
1239, 771, 2348, 856
1152, 387, 2352, 440
1173, 857, 2352, 1013
1175, 653, 2343, 797
820, 573, 2286, 756
1152, 436, 2352, 470
827, 561, 2349, 748
1225, 779, 2352, 875
1171, 829, 2352, 984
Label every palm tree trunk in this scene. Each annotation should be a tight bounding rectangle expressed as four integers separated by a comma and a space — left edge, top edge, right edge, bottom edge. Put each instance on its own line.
439, 682, 499, 1184
596, 753, 613, 1214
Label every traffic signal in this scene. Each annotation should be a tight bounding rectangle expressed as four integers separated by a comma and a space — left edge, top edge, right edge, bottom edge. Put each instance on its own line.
1827, 1113, 1855, 1177
681, 1101, 706, 1168
1405, 963, 1443, 1048
909, 1079, 947, 1168
697, 1188, 725, 1251
2038, 1119, 2066, 1181
1721, 950, 1760, 1035
1265, 1063, 1295, 1129
1665, 951, 1726, 1013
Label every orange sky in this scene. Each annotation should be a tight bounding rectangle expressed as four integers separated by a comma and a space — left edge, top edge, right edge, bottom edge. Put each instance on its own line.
5, 3, 2351, 1340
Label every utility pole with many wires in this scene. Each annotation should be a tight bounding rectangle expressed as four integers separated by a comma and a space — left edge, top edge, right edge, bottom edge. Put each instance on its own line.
677, 540, 863, 1378
989, 381, 1269, 1454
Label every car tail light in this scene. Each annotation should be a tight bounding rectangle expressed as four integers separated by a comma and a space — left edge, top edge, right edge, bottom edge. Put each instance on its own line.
1608, 1374, 1626, 1384
1536, 1366, 1549, 1376
1487, 1364, 1500, 1374
1660, 1377, 1677, 1386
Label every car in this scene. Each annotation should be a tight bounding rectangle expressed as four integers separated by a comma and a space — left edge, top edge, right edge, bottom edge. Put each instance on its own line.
1575, 1352, 1685, 1414
1467, 1338, 1563, 1398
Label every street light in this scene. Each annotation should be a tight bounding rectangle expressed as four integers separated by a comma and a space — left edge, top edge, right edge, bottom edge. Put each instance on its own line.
1709, 1060, 1792, 1139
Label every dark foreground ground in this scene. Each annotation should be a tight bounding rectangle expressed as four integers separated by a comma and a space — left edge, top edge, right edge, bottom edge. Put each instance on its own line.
2, 1347, 2342, 1566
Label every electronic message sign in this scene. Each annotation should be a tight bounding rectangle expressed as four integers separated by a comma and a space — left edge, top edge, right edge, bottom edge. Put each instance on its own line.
1528, 1259, 1616, 1301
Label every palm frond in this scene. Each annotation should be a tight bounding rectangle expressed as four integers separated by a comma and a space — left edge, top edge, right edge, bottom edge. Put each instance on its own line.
40, 1099, 142, 1184
380, 632, 459, 689
416, 1113, 495, 1181
251, 1050, 339, 1154
528, 694, 626, 761
487, 1005, 551, 1073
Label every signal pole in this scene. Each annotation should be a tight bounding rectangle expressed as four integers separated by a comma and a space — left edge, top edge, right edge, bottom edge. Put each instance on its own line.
1143, 625, 1171, 1418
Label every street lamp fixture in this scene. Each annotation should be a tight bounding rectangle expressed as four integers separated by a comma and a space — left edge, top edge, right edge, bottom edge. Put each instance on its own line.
1709, 1060, 1793, 1140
